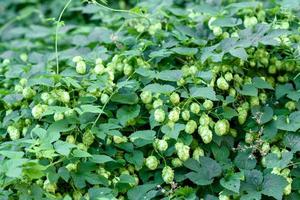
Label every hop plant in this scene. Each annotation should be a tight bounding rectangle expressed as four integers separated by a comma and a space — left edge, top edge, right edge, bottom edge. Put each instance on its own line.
145, 156, 159, 170
190, 102, 200, 114
154, 108, 166, 123
162, 166, 174, 184
140, 91, 152, 104
185, 120, 197, 134
154, 139, 168, 152
214, 119, 230, 136
7, 125, 20, 140
82, 130, 95, 146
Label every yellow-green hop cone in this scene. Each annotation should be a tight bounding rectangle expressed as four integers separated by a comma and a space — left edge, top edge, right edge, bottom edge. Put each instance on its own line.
177, 145, 190, 161
76, 60, 86, 74
145, 156, 159, 170
170, 92, 180, 105
154, 108, 166, 123
185, 120, 197, 134
171, 158, 183, 168
193, 147, 204, 161
203, 100, 213, 110
162, 166, 174, 184
199, 113, 211, 126
140, 91, 152, 104
82, 130, 95, 146
217, 77, 229, 91
245, 132, 254, 144
22, 87, 36, 99
32, 104, 47, 119
190, 102, 200, 114
214, 119, 230, 136
198, 125, 213, 144
154, 139, 168, 152
153, 99, 163, 109
100, 93, 110, 104
238, 109, 248, 125
43, 179, 57, 193
7, 125, 20, 140
181, 110, 190, 121
168, 109, 180, 122
53, 112, 64, 121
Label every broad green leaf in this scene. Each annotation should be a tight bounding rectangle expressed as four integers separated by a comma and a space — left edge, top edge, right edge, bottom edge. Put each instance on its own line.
252, 77, 273, 90
90, 155, 115, 163
129, 130, 156, 147
189, 86, 217, 100
124, 150, 144, 169
111, 93, 139, 105
261, 174, 288, 200
161, 123, 185, 140
184, 157, 222, 185
238, 84, 258, 97
220, 173, 241, 193
157, 70, 183, 81
171, 47, 198, 56
127, 184, 157, 200
72, 149, 92, 157
142, 83, 175, 94
275, 111, 300, 132
283, 132, 300, 152
264, 152, 293, 168
116, 105, 140, 126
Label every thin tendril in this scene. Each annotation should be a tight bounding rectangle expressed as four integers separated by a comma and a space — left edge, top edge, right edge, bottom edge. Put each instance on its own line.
55, 0, 72, 74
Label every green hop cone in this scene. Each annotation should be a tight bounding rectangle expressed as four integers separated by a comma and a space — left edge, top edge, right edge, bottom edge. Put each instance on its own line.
238, 109, 248, 125
245, 132, 254, 144
168, 109, 180, 122
177, 145, 190, 161
214, 119, 230, 136
162, 166, 174, 184
57, 90, 70, 104
72, 56, 83, 63
41, 92, 51, 103
219, 194, 230, 200
244, 16, 258, 28
185, 120, 197, 134
285, 101, 296, 111
76, 60, 86, 74
213, 26, 222, 36
224, 72, 233, 82
261, 142, 270, 155
140, 91, 152, 104
32, 104, 47, 119
203, 100, 213, 110
82, 130, 95, 146
153, 99, 163, 109
199, 113, 211, 126
154, 108, 166, 123
43, 180, 57, 193
181, 110, 190, 121
14, 84, 23, 93
154, 139, 168, 152
94, 63, 105, 75
66, 135, 76, 144
7, 125, 20, 140
145, 156, 159, 170
170, 92, 180, 105
100, 93, 110, 104
193, 147, 204, 161
190, 102, 200, 114
281, 169, 290, 177
113, 135, 128, 144
123, 63, 133, 76
198, 125, 213, 144
217, 76, 229, 91
66, 163, 77, 172
53, 112, 64, 121
171, 158, 183, 168
22, 87, 36, 99
19, 78, 27, 87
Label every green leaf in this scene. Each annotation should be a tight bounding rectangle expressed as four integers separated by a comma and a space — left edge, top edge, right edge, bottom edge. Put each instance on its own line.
142, 83, 175, 94
238, 84, 258, 97
220, 174, 241, 193
72, 149, 92, 158
116, 105, 140, 126
0, 151, 24, 159
184, 157, 222, 185
79, 105, 103, 114
90, 155, 115, 164
125, 150, 144, 169
261, 174, 288, 200
211, 143, 230, 162
189, 86, 217, 100
275, 111, 300, 132
161, 123, 185, 140
127, 184, 157, 200
252, 77, 273, 89
157, 70, 183, 82
211, 17, 242, 27
54, 140, 76, 156
251, 106, 273, 125
171, 47, 198, 56
283, 132, 300, 152
111, 93, 139, 105
234, 151, 256, 170
229, 48, 248, 60
264, 152, 293, 168
129, 130, 156, 147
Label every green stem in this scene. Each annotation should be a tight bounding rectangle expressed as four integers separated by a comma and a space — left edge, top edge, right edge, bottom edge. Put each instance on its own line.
55, 0, 72, 74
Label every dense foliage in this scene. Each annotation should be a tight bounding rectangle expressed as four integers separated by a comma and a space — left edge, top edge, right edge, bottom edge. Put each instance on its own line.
0, 0, 300, 199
